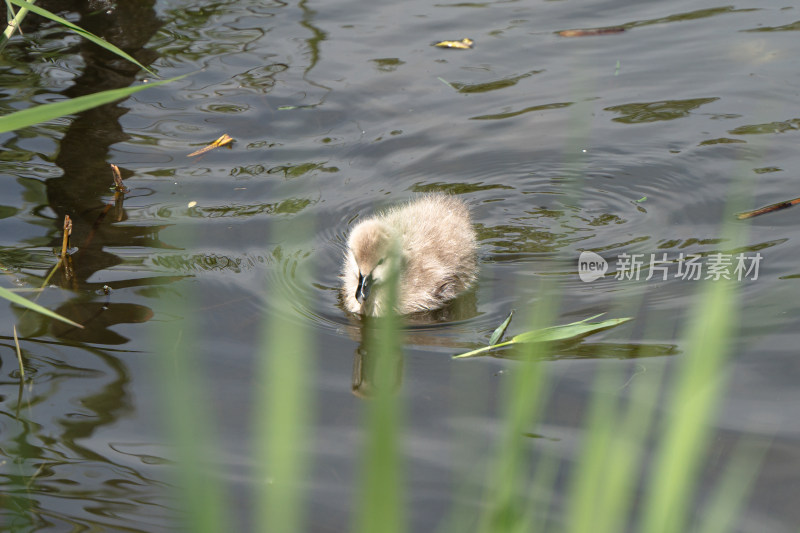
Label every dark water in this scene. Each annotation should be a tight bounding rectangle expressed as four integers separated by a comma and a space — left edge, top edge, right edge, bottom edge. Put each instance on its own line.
1, 0, 799, 530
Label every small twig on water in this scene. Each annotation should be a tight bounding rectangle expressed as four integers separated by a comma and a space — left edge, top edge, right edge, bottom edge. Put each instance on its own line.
110, 163, 129, 193
737, 196, 800, 219
558, 27, 625, 37
61, 215, 72, 261
111, 163, 128, 222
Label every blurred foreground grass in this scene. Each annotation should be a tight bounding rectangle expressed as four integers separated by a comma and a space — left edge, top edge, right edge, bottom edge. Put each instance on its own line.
159, 226, 763, 533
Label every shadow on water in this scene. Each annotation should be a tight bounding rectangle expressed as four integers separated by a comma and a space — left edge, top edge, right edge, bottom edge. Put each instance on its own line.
0, 1, 180, 530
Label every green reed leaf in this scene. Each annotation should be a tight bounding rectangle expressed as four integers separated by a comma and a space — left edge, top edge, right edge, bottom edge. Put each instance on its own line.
510, 314, 627, 343
0, 75, 187, 134
6, 0, 157, 76
2, 0, 30, 46
489, 310, 514, 346
0, 285, 81, 327
453, 314, 631, 359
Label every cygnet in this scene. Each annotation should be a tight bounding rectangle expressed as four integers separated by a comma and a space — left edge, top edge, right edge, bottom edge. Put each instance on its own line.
341, 194, 478, 316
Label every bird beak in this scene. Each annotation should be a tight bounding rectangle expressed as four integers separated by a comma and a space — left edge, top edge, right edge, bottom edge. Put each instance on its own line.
356, 272, 370, 304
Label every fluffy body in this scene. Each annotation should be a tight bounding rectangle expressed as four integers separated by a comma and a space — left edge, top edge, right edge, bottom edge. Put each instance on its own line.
341, 195, 478, 316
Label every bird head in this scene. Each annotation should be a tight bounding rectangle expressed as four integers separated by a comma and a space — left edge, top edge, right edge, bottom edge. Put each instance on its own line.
343, 219, 400, 314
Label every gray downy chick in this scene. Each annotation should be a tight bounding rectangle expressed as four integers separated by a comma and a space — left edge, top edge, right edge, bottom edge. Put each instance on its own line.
341, 195, 478, 316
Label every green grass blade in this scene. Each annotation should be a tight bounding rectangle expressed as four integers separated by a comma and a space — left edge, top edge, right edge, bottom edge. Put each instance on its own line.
153, 224, 229, 532
510, 314, 621, 344
567, 365, 620, 533
453, 315, 631, 359
6, 0, 156, 76
356, 241, 405, 533
478, 351, 549, 533
2, 0, 32, 46
158, 310, 227, 533
477, 282, 557, 533
357, 317, 405, 533
256, 225, 315, 533
526, 448, 561, 532
452, 339, 514, 359
0, 285, 81, 327
257, 309, 313, 532
698, 439, 767, 533
639, 280, 736, 533
593, 366, 663, 533
489, 310, 514, 345
0, 75, 186, 133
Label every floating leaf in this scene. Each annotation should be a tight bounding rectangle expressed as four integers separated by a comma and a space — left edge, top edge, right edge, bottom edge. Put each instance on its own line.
0, 286, 82, 328
488, 310, 514, 346
509, 314, 617, 343
636, 196, 648, 203
187, 134, 234, 157
433, 38, 474, 49
453, 314, 631, 359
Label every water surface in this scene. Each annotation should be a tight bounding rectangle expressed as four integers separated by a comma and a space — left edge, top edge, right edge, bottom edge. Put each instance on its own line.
1, 0, 799, 530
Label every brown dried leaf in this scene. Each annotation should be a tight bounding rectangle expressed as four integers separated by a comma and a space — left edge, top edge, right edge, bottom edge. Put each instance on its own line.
187, 133, 235, 157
